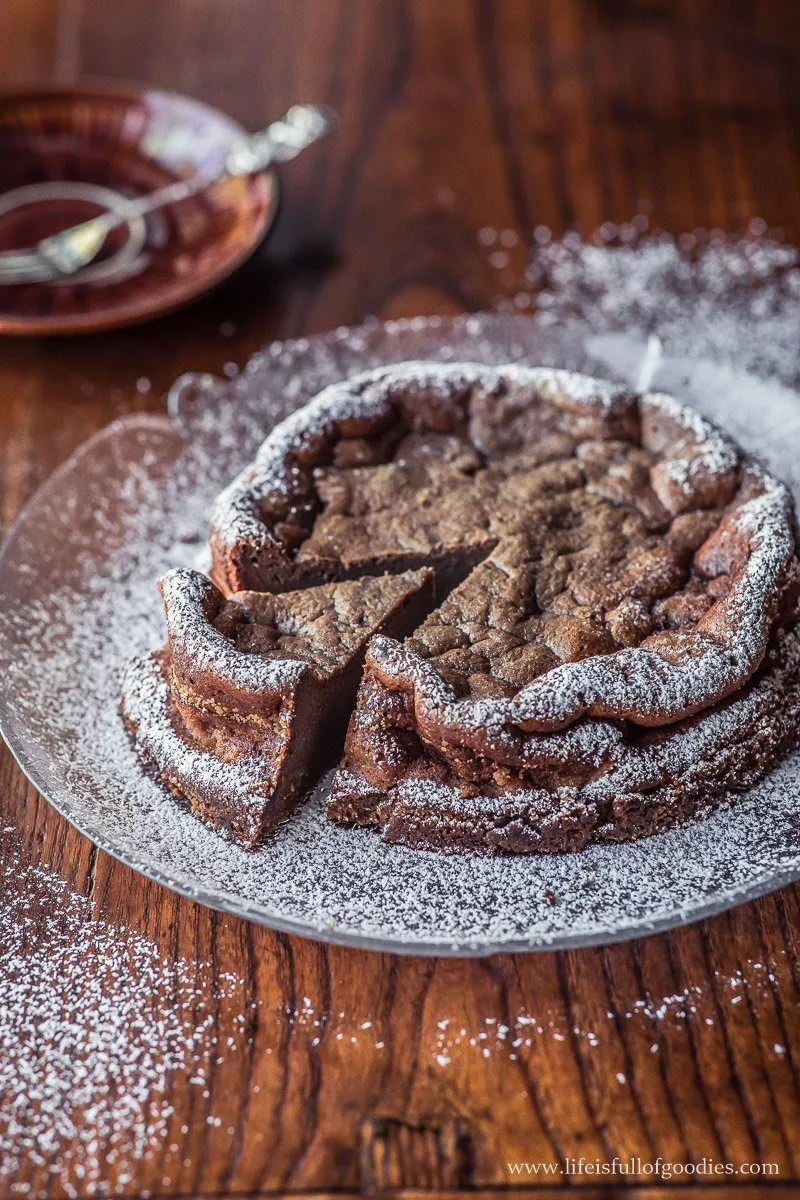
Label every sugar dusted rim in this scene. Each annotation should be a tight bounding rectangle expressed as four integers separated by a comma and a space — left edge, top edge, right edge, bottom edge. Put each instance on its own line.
159, 568, 307, 700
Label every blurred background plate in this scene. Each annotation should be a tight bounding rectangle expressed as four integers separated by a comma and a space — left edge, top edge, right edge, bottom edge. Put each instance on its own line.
1, 314, 800, 954
0, 84, 279, 335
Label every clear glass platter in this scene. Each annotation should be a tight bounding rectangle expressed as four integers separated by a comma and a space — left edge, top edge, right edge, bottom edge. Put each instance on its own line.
1, 313, 799, 955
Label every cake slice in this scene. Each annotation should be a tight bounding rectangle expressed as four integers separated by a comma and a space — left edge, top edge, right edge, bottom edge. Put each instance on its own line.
121, 566, 433, 846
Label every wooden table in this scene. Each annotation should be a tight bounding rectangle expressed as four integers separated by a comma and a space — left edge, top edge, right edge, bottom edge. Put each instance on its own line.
2, 2, 800, 1196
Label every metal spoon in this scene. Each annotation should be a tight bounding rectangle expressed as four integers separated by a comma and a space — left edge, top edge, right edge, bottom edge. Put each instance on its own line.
0, 104, 336, 283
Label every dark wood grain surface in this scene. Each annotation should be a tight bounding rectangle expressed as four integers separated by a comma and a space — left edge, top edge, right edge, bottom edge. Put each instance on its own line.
2, 1, 800, 1196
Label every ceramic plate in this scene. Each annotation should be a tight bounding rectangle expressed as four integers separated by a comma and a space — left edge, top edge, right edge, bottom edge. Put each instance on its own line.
1, 314, 800, 954
0, 85, 278, 335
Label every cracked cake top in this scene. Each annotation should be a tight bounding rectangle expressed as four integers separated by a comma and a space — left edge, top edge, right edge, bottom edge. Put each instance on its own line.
209, 361, 798, 735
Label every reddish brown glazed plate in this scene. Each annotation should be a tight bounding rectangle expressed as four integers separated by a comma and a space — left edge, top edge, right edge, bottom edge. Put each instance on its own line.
0, 85, 279, 335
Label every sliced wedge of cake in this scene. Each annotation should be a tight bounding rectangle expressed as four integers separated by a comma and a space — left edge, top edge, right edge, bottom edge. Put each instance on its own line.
122, 566, 433, 846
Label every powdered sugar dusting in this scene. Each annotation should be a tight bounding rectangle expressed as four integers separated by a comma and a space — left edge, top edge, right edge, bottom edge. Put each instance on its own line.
0, 855, 244, 1194
641, 390, 740, 497
1, 315, 800, 953
4, 846, 775, 1188
493, 222, 800, 388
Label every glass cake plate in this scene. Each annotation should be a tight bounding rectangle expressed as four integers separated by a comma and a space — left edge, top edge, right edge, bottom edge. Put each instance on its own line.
2, 313, 800, 955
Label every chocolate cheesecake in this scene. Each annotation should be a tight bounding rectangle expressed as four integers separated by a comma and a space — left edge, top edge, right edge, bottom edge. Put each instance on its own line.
204, 360, 800, 853
117, 361, 800, 853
